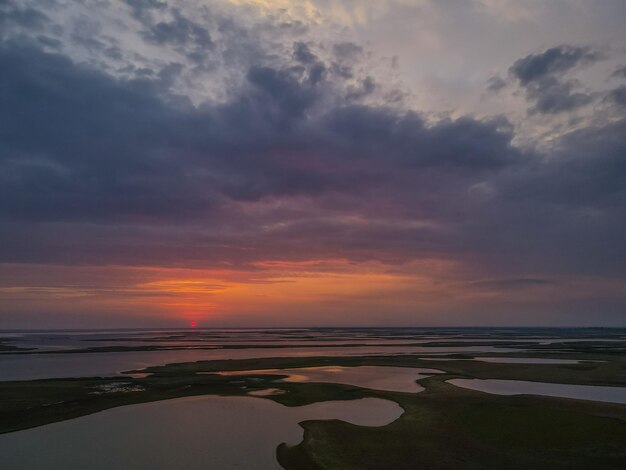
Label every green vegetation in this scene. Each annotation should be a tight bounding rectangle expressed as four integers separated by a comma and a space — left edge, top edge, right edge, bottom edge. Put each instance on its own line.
139, 349, 626, 386
279, 375, 626, 469
1, 347, 625, 468
0, 370, 372, 434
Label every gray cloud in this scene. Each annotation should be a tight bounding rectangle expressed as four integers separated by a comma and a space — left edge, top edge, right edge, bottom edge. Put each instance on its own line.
0, 2, 49, 32
526, 77, 593, 114
486, 75, 507, 93
611, 65, 626, 78
143, 9, 212, 48
333, 42, 362, 62
606, 85, 626, 107
0, 1, 625, 325
293, 41, 316, 64
509, 45, 600, 85
509, 45, 601, 114
2, 34, 624, 281
0, 39, 520, 222
125, 0, 167, 20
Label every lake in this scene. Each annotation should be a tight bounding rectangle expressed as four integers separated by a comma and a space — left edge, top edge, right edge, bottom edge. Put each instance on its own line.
0, 395, 403, 469
448, 378, 626, 404
216, 365, 442, 392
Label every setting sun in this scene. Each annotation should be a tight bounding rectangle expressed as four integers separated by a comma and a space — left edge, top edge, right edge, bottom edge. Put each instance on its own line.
0, 1, 623, 468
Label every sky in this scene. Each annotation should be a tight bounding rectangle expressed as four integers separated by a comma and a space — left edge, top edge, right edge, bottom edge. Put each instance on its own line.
1, 0, 625, 328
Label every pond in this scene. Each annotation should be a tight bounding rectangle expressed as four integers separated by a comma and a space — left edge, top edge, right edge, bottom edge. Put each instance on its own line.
448, 378, 626, 404
0, 395, 403, 469
216, 365, 442, 393
0, 345, 508, 381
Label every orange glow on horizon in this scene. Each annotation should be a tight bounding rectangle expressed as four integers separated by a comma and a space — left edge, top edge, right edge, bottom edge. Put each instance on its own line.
1, 257, 518, 324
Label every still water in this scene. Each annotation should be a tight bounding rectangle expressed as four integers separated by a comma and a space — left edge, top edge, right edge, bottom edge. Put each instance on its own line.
0, 395, 403, 469
0, 345, 513, 381
448, 378, 626, 404
216, 365, 442, 393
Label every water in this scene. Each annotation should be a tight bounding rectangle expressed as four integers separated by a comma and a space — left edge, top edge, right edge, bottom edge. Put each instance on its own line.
1, 327, 623, 381
1, 328, 624, 468
422, 357, 582, 364
0, 345, 518, 382
0, 395, 403, 469
216, 365, 442, 393
448, 379, 626, 404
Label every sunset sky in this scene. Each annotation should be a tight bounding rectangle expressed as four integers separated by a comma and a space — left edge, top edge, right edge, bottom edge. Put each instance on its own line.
1, 0, 625, 327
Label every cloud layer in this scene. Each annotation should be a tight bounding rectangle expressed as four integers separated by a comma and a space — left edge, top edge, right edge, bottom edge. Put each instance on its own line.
1, 0, 625, 326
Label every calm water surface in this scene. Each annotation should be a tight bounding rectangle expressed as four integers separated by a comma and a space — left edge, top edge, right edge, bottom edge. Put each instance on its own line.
422, 357, 582, 364
0, 395, 403, 469
217, 365, 442, 393
0, 345, 513, 381
2, 327, 622, 381
448, 378, 626, 404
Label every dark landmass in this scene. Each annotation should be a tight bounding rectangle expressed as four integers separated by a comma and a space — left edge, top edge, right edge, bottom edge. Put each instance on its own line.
278, 374, 626, 470
0, 341, 34, 352
0, 341, 546, 354
4, 339, 625, 355
1, 340, 625, 469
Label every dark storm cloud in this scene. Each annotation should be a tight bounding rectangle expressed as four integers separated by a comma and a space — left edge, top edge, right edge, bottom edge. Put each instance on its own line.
509, 45, 601, 114
606, 85, 626, 107
125, 0, 167, 20
293, 41, 316, 64
0, 2, 49, 31
486, 75, 507, 93
1, 10, 625, 286
509, 45, 600, 85
0, 43, 209, 221
320, 107, 518, 170
291, 42, 326, 85
333, 42, 362, 62
0, 39, 515, 223
246, 65, 318, 120
0, 32, 522, 231
143, 9, 212, 48
36, 34, 62, 48
345, 76, 376, 101
525, 77, 593, 114
463, 116, 626, 277
125, 1, 215, 66
506, 118, 626, 208
611, 65, 626, 78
